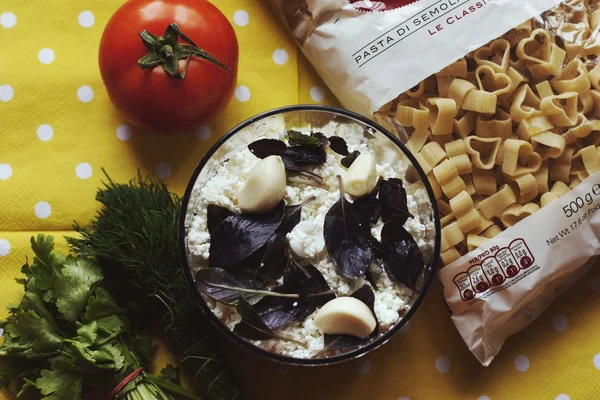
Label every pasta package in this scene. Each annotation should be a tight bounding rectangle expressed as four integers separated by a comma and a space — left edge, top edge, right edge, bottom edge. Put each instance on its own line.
269, 0, 600, 365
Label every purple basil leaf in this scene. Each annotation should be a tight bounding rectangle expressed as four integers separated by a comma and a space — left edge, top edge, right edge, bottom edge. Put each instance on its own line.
254, 264, 335, 329
324, 195, 373, 279
341, 150, 360, 168
233, 297, 277, 341
310, 132, 329, 145
328, 136, 349, 156
352, 195, 381, 224
195, 268, 262, 304
207, 205, 234, 235
247, 139, 287, 159
284, 145, 327, 166
322, 285, 378, 351
381, 222, 424, 290
380, 178, 414, 224
288, 130, 322, 147
209, 202, 285, 267
258, 202, 307, 281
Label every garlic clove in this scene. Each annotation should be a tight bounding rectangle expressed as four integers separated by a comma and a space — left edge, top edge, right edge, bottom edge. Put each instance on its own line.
238, 155, 287, 214
313, 297, 377, 339
343, 153, 379, 196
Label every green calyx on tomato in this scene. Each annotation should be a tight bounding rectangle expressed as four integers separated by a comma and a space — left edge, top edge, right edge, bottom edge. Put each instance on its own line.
138, 23, 234, 79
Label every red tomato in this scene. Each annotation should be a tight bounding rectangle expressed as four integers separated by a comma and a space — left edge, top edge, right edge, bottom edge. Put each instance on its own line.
99, 0, 239, 133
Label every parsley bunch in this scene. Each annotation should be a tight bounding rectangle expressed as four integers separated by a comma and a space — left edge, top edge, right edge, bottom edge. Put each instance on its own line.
0, 235, 201, 400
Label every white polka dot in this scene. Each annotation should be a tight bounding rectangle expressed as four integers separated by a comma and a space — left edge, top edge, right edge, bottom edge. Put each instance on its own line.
310, 86, 326, 102
77, 85, 94, 103
0, 85, 14, 102
477, 396, 491, 400
34, 201, 52, 219
0, 239, 10, 256
234, 85, 251, 102
435, 356, 451, 373
78, 11, 95, 28
76, 163, 92, 180
0, 12, 16, 28
196, 125, 212, 140
272, 49, 289, 65
0, 328, 3, 337
556, 395, 570, 400
116, 125, 133, 141
0, 164, 12, 180
552, 315, 568, 332
356, 359, 371, 375
594, 353, 600, 370
591, 275, 600, 292
514, 355, 530, 372
156, 162, 172, 179
233, 10, 249, 27
38, 48, 55, 64
37, 124, 54, 141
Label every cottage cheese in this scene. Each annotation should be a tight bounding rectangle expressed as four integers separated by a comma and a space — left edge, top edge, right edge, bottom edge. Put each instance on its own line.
186, 114, 435, 358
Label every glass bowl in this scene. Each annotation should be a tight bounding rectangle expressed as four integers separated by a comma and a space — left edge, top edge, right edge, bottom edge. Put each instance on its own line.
179, 105, 441, 366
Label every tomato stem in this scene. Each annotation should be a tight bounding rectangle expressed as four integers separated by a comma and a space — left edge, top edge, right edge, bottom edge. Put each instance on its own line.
138, 23, 234, 79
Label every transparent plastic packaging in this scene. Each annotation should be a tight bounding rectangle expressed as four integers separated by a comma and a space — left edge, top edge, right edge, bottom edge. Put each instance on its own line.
268, 0, 600, 365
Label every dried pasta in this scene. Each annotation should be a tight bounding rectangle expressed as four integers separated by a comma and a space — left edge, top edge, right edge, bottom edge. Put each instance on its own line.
379, 4, 600, 265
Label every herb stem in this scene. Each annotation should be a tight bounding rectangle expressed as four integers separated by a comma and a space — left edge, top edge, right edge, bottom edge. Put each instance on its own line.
274, 334, 309, 349
204, 283, 300, 299
146, 375, 204, 400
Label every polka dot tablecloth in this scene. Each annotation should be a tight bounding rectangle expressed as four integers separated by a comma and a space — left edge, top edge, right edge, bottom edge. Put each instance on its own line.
1, 1, 600, 399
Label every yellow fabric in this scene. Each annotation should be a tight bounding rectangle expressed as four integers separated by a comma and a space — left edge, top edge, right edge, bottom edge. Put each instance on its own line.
1, 1, 599, 399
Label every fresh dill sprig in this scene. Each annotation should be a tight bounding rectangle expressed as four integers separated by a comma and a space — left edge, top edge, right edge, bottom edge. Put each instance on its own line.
67, 169, 240, 400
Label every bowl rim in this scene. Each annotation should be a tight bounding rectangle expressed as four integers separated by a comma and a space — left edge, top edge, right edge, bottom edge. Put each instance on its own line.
178, 104, 441, 366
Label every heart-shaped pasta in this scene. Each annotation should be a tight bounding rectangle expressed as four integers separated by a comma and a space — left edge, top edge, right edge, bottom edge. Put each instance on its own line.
510, 85, 542, 123
505, 173, 538, 203
425, 98, 457, 136
449, 190, 481, 232
433, 159, 466, 198
540, 192, 560, 208
562, 113, 593, 144
531, 132, 566, 160
437, 76, 455, 97
534, 161, 550, 194
467, 234, 490, 252
478, 184, 517, 219
406, 81, 426, 98
448, 79, 477, 109
572, 145, 600, 177
482, 224, 502, 239
396, 98, 430, 130
441, 222, 464, 252
453, 111, 477, 138
440, 247, 461, 266
476, 109, 512, 139
517, 115, 554, 141
405, 129, 430, 153
551, 181, 570, 197
500, 203, 540, 228
578, 90, 594, 114
535, 81, 554, 99
445, 139, 467, 157
472, 168, 497, 196
551, 59, 590, 94
588, 63, 600, 91
549, 147, 574, 183
540, 92, 579, 127
475, 65, 513, 96
517, 29, 566, 78
462, 90, 497, 114
474, 39, 511, 73
465, 136, 502, 170
501, 139, 543, 176
505, 20, 533, 47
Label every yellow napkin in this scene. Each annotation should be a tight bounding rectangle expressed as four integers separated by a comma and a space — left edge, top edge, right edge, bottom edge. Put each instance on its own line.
1, 1, 599, 399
